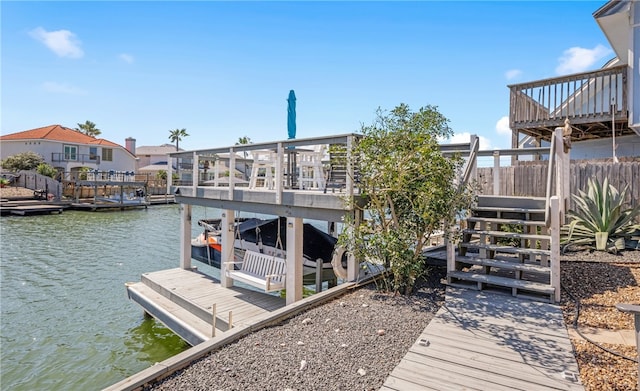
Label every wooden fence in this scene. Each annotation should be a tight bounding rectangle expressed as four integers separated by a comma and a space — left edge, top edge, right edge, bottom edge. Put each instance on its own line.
477, 160, 639, 210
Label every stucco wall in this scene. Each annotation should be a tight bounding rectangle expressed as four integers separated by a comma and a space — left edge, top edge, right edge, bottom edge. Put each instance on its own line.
0, 140, 136, 172
632, 1, 640, 130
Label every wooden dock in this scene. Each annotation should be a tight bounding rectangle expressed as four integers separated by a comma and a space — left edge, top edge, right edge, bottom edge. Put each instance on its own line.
126, 268, 287, 346
382, 287, 584, 391
0, 200, 66, 216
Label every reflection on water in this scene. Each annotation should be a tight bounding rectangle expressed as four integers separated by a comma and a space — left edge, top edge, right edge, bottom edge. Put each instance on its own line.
125, 317, 189, 363
0, 205, 207, 390
0, 205, 337, 390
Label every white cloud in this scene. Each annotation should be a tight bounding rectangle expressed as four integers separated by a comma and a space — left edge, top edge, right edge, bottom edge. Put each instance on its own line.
505, 69, 522, 80
119, 53, 134, 63
495, 116, 511, 135
447, 132, 491, 150
555, 44, 612, 75
42, 81, 87, 95
29, 27, 83, 58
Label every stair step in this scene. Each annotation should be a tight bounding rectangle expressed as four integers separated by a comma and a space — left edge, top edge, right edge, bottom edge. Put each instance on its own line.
476, 195, 546, 210
126, 282, 212, 345
463, 229, 549, 241
454, 255, 551, 274
448, 270, 555, 294
466, 217, 547, 226
460, 243, 551, 257
472, 206, 545, 214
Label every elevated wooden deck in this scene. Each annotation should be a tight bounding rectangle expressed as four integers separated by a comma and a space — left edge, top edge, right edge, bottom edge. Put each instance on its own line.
382, 287, 583, 390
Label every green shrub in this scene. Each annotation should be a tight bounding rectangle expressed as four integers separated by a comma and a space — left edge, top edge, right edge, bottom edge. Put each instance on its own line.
562, 178, 640, 252
36, 163, 58, 178
1, 152, 44, 171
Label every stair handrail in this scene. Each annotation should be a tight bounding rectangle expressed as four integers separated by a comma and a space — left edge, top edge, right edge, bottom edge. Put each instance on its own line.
544, 131, 557, 227
458, 136, 480, 191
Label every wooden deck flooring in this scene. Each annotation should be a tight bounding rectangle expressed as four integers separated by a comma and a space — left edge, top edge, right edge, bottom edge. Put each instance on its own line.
126, 268, 286, 345
382, 287, 584, 391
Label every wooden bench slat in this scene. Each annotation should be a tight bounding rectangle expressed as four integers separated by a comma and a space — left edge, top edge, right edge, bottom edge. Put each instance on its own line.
224, 250, 286, 293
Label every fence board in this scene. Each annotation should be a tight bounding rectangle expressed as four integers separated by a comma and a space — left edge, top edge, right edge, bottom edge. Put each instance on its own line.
477, 161, 639, 211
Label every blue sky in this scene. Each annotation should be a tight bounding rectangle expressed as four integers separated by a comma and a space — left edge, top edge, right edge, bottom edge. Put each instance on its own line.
1, 1, 615, 151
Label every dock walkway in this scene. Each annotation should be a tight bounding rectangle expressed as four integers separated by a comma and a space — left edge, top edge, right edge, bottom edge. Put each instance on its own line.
0, 199, 66, 215
126, 268, 287, 345
382, 287, 584, 390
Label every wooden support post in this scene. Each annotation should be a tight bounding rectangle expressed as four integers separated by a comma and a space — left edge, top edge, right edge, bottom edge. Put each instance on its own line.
275, 143, 283, 204
615, 303, 640, 391
179, 203, 192, 270
192, 151, 199, 187
220, 210, 235, 288
346, 136, 354, 199
228, 311, 233, 329
316, 259, 322, 293
166, 160, 173, 195
211, 303, 216, 337
550, 196, 560, 303
347, 210, 363, 282
228, 147, 236, 200
493, 151, 500, 195
286, 217, 303, 305
446, 222, 456, 276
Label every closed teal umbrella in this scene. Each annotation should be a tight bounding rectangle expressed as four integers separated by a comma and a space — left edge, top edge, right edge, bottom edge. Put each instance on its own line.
287, 90, 296, 139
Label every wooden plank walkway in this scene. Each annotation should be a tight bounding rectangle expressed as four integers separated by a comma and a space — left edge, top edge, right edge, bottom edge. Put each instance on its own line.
382, 287, 584, 391
0, 203, 65, 215
126, 268, 286, 345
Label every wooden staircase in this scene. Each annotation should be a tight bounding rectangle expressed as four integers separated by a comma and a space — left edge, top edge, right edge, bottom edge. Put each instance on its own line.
447, 195, 559, 302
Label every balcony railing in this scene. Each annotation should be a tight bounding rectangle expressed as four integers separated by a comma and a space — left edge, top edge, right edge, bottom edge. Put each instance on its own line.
509, 65, 628, 139
51, 153, 101, 164
168, 134, 361, 194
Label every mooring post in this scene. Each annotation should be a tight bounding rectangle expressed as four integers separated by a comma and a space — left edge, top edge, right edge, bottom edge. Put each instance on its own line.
211, 303, 216, 337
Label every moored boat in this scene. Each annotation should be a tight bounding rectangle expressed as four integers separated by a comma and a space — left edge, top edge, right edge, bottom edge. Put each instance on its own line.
190, 217, 343, 274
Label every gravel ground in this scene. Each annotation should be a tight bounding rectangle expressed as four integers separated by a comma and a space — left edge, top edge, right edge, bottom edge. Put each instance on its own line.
560, 248, 640, 391
147, 269, 446, 391
0, 186, 34, 198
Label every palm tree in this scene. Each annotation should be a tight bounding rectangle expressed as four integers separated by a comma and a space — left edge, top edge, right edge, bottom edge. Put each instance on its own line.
75, 120, 101, 137
236, 136, 252, 180
168, 128, 189, 151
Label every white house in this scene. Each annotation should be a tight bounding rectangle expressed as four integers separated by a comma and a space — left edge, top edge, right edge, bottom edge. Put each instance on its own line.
0, 124, 137, 177
594, 0, 640, 133
135, 143, 180, 174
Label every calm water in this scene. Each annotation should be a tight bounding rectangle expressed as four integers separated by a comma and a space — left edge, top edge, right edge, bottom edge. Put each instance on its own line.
0, 205, 225, 390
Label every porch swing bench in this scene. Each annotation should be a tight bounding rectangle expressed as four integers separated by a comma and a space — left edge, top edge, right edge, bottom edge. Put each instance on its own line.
223, 249, 286, 293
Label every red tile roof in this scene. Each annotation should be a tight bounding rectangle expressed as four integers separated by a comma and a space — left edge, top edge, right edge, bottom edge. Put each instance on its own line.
0, 124, 123, 148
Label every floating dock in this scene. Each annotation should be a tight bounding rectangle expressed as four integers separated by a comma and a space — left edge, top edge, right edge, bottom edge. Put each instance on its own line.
0, 200, 67, 216
126, 268, 287, 346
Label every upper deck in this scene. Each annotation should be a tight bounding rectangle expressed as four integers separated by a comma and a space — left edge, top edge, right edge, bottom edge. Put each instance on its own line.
509, 65, 635, 143
168, 134, 365, 221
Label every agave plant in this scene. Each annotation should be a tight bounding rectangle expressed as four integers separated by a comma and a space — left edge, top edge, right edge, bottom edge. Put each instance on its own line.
562, 177, 640, 252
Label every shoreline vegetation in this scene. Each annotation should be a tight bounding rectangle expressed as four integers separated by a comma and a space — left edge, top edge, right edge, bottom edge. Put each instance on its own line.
3, 187, 638, 389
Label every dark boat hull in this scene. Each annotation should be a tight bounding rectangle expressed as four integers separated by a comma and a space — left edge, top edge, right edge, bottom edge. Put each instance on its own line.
191, 244, 222, 268
190, 217, 339, 270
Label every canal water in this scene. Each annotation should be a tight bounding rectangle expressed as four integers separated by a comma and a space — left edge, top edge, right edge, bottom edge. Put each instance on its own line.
0, 205, 228, 390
